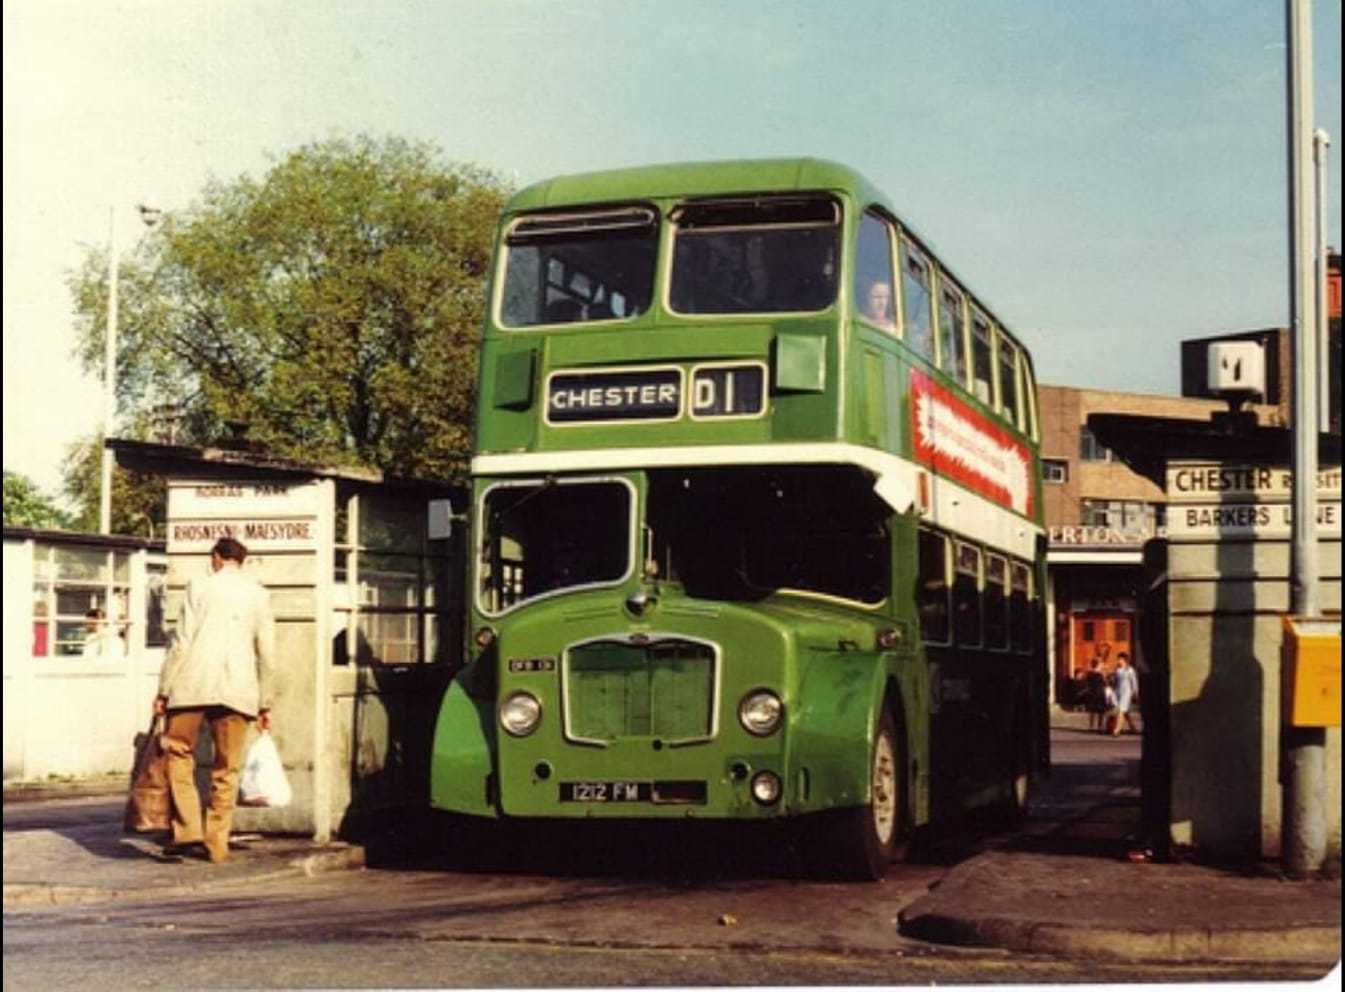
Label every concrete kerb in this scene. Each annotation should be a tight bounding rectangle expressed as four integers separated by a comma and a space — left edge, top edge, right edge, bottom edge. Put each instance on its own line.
1, 843, 366, 909
897, 910, 1341, 965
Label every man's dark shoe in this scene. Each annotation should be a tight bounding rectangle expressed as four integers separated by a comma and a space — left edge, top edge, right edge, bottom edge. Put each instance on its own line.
157, 841, 206, 862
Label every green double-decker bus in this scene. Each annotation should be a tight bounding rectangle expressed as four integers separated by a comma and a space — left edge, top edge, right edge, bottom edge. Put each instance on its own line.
430, 158, 1047, 879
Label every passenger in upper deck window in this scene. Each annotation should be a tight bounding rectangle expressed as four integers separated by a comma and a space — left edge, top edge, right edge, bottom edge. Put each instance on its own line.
862, 280, 895, 330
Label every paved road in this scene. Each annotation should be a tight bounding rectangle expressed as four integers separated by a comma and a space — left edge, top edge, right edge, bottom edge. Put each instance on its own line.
11, 728, 1308, 988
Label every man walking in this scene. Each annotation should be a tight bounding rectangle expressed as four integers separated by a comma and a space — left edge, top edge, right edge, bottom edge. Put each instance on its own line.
155, 537, 274, 863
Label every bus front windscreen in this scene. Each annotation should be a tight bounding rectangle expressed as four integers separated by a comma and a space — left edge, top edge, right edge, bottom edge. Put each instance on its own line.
499, 207, 658, 327
669, 196, 840, 315
478, 480, 633, 614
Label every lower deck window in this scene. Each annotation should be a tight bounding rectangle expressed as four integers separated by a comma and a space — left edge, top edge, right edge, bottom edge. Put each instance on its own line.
953, 542, 981, 647
984, 554, 1008, 650
917, 529, 950, 642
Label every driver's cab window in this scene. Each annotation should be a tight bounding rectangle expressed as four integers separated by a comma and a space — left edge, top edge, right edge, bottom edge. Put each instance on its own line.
854, 211, 896, 333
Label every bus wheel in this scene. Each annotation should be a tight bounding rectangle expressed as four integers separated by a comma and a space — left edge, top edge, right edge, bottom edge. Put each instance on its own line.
824, 707, 903, 880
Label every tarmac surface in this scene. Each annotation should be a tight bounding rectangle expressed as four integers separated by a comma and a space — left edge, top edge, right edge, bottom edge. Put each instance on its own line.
4, 713, 1340, 970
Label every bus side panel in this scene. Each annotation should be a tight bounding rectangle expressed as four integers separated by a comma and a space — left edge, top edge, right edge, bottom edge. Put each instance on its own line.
887, 658, 932, 830
429, 680, 499, 819
790, 651, 887, 814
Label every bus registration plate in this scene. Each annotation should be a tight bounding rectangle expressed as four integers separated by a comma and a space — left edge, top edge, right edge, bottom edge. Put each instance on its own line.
560, 781, 650, 803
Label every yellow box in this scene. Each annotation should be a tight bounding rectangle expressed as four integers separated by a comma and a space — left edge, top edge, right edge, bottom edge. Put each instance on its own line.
1282, 616, 1342, 728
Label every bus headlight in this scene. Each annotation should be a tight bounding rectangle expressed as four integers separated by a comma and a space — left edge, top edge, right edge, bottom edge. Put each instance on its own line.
738, 689, 783, 737
499, 692, 542, 737
751, 770, 782, 805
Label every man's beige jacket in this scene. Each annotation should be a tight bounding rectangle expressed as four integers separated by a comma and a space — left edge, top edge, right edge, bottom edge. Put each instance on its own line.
158, 564, 275, 717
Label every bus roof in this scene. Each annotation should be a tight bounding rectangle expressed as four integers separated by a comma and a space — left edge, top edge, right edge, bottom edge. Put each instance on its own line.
506, 157, 886, 214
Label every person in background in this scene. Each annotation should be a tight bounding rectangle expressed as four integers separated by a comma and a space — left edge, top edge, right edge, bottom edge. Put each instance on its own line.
81, 607, 125, 658
1111, 652, 1140, 736
1084, 658, 1108, 732
154, 537, 274, 863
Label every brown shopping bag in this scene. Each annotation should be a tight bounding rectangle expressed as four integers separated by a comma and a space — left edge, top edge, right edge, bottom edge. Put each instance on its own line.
123, 714, 171, 832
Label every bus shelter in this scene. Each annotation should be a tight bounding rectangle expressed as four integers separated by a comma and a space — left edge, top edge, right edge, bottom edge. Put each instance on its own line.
1089, 416, 1340, 862
111, 440, 466, 842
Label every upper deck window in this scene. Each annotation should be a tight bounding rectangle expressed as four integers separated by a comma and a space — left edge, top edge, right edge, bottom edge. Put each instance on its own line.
854, 211, 896, 332
937, 279, 968, 386
971, 310, 994, 406
998, 337, 1021, 429
899, 238, 935, 363
499, 207, 658, 328
669, 196, 840, 315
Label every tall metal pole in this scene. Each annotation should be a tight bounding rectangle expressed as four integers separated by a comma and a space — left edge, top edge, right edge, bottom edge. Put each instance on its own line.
99, 208, 119, 535
1313, 129, 1331, 433
1283, 0, 1324, 878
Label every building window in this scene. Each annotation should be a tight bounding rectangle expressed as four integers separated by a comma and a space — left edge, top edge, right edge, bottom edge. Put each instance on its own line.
31, 544, 131, 658
1081, 500, 1156, 531
1079, 427, 1112, 462
1042, 459, 1068, 484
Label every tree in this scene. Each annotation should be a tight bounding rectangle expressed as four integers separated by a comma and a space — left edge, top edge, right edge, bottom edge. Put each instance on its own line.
3, 471, 72, 530
68, 135, 511, 495
60, 435, 165, 537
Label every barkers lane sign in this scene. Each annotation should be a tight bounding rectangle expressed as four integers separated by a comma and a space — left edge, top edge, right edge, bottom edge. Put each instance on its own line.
1163, 462, 1342, 539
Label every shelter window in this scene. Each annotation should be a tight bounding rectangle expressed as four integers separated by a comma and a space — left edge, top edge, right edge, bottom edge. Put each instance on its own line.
971, 310, 994, 405
854, 211, 896, 332
334, 493, 462, 666
899, 238, 934, 363
952, 541, 981, 647
669, 196, 840, 315
1042, 459, 1068, 484
499, 206, 658, 327
936, 279, 968, 385
31, 544, 131, 659
917, 529, 950, 644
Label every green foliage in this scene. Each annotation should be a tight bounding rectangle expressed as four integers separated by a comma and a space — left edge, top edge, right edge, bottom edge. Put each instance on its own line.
2, 471, 72, 530
67, 135, 510, 491
60, 434, 165, 537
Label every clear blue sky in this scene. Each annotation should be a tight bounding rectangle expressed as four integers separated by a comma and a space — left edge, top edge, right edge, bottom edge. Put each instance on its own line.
4, 0, 1341, 499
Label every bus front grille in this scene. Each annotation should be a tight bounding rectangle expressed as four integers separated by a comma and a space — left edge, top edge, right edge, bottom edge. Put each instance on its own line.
564, 638, 717, 744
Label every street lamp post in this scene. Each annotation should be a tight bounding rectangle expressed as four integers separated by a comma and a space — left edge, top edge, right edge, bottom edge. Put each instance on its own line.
98, 209, 119, 535
1313, 129, 1331, 433
97, 203, 161, 535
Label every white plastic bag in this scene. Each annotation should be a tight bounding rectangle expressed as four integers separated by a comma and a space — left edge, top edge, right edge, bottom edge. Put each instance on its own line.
238, 730, 292, 807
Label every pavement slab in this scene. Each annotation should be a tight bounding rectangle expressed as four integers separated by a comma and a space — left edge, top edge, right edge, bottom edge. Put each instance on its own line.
898, 848, 1341, 965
